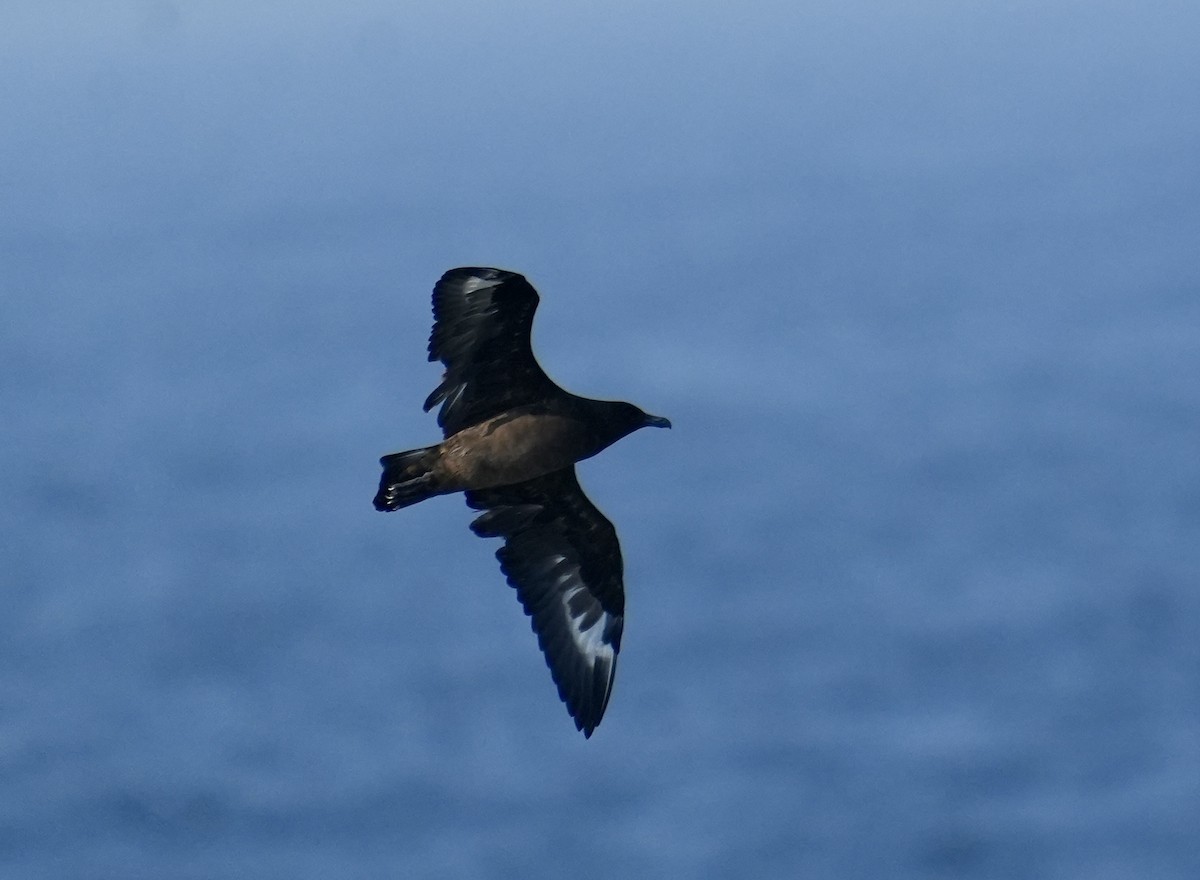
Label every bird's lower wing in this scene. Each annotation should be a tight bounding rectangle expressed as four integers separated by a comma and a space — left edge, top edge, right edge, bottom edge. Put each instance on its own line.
466, 468, 625, 737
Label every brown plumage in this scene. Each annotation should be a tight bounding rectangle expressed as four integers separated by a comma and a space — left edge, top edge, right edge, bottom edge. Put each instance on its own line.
373, 267, 670, 737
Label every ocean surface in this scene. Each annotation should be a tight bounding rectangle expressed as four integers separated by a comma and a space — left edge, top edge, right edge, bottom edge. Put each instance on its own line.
3, 2, 1199, 878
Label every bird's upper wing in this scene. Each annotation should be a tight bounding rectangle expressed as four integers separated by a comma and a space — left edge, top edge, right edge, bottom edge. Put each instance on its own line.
466, 468, 625, 737
424, 267, 559, 437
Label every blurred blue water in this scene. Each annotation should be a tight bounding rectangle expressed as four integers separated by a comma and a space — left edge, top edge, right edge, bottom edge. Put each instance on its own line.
3, 2, 1199, 878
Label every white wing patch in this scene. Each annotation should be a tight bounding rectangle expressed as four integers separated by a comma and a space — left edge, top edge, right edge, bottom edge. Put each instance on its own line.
560, 580, 616, 669
460, 275, 505, 295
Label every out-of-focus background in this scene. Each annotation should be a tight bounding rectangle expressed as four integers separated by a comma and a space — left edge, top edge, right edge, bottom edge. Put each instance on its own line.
3, 2, 1198, 877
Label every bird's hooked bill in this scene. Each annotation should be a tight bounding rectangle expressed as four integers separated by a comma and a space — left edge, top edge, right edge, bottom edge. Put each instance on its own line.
643, 414, 672, 429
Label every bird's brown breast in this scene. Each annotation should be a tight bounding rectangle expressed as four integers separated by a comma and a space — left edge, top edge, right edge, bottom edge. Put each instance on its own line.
433, 412, 593, 490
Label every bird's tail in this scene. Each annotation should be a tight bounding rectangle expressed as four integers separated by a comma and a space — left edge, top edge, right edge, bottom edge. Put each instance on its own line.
373, 445, 441, 511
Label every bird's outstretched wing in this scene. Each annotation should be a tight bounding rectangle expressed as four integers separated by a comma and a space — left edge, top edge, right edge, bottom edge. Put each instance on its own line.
424, 267, 559, 437
466, 468, 625, 737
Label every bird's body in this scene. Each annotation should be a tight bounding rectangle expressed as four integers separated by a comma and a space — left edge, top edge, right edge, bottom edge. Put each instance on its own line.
438, 406, 585, 490
374, 267, 669, 737
376, 399, 650, 504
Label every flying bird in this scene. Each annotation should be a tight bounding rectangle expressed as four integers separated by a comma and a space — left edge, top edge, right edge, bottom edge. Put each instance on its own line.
373, 267, 670, 737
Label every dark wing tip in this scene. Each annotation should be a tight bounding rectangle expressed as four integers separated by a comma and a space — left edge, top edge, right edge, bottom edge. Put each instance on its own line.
438, 266, 527, 284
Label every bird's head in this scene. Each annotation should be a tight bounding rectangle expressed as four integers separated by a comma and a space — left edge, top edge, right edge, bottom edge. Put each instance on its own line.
607, 401, 672, 436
